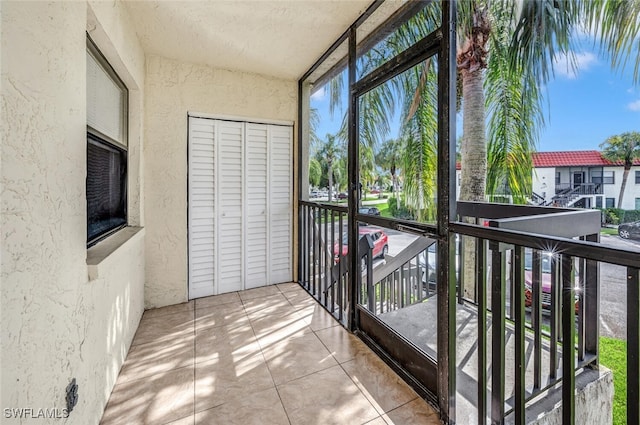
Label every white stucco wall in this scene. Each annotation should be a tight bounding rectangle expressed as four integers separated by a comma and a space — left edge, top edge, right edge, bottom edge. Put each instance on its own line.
531, 167, 557, 204
144, 55, 297, 308
1, 2, 145, 424
603, 165, 640, 210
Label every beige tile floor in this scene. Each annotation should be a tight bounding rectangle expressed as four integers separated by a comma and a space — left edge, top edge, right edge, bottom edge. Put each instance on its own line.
100, 282, 440, 425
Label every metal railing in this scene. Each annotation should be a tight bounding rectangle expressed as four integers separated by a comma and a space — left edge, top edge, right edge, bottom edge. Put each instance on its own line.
451, 221, 639, 424
552, 184, 603, 207
298, 201, 349, 323
555, 183, 603, 195
298, 200, 639, 424
359, 238, 435, 315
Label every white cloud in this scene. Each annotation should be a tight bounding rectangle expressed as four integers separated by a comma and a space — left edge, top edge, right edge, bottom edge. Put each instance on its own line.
310, 86, 326, 101
627, 87, 635, 94
628, 99, 640, 112
553, 51, 598, 79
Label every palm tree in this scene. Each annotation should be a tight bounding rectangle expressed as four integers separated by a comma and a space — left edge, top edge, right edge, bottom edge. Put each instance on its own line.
354, 1, 639, 297
600, 131, 640, 208
309, 157, 322, 188
322, 1, 640, 214
376, 139, 403, 199
360, 144, 377, 197
318, 133, 342, 202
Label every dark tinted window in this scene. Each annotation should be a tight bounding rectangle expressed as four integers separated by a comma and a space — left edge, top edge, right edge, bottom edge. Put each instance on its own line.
87, 135, 127, 244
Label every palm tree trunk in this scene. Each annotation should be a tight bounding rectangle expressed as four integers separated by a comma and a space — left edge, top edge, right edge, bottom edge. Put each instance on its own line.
617, 166, 630, 208
328, 164, 334, 202
460, 67, 486, 301
392, 173, 398, 199
460, 68, 487, 202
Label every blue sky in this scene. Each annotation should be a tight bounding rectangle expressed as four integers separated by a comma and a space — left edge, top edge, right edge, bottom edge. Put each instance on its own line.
310, 41, 640, 154
537, 44, 639, 152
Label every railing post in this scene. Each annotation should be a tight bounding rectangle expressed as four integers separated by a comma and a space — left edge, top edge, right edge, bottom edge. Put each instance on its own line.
346, 24, 357, 332
338, 212, 344, 321
628, 266, 640, 425
561, 253, 575, 425
532, 250, 542, 389
513, 245, 526, 425
312, 206, 317, 296
584, 233, 599, 364
550, 256, 559, 379
367, 255, 374, 312
476, 238, 487, 425
436, 1, 457, 423
490, 241, 506, 424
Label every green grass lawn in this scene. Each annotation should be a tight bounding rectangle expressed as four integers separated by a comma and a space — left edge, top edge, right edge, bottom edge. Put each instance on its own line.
377, 202, 392, 218
600, 337, 626, 424
534, 329, 624, 422
600, 227, 619, 236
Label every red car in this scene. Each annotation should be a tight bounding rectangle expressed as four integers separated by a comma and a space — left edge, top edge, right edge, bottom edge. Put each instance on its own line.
523, 249, 579, 314
334, 227, 389, 261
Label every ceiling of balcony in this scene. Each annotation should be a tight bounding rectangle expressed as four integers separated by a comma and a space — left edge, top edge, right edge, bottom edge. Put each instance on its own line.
124, 0, 374, 80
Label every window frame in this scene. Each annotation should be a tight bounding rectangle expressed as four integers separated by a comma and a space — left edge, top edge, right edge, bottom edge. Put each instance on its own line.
603, 170, 615, 185
635, 170, 640, 185
86, 36, 129, 247
605, 197, 615, 208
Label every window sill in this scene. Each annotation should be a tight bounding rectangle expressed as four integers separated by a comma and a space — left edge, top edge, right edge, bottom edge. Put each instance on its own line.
87, 226, 144, 281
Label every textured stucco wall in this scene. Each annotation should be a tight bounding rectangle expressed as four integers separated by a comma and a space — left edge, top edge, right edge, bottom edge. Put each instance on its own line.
1, 1, 145, 424
604, 165, 640, 210
512, 368, 613, 425
531, 168, 557, 204
144, 55, 297, 308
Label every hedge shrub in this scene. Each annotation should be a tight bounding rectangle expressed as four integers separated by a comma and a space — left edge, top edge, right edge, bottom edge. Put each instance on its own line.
602, 208, 640, 225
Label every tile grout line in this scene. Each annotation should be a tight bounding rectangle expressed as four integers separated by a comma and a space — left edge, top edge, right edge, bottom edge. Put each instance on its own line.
243, 288, 293, 425
328, 341, 386, 416
295, 288, 426, 420
325, 329, 422, 419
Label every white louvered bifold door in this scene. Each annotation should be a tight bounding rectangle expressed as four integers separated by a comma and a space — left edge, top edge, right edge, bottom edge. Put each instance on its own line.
188, 117, 292, 298
217, 121, 245, 294
269, 125, 293, 283
188, 118, 216, 299
244, 124, 269, 289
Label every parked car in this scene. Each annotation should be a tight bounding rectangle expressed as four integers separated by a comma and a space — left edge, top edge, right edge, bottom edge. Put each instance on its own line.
618, 220, 640, 240
523, 250, 554, 311
359, 206, 381, 216
334, 227, 389, 261
419, 241, 458, 287
419, 244, 576, 313
523, 249, 579, 314
337, 192, 348, 200
370, 189, 381, 195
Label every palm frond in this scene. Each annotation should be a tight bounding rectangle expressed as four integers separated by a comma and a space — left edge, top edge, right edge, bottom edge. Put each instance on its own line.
486, 5, 542, 204
508, 0, 580, 85
583, 0, 640, 84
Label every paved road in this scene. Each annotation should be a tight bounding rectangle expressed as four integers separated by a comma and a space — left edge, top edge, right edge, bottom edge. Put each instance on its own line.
380, 228, 639, 340
339, 222, 638, 340
598, 234, 640, 339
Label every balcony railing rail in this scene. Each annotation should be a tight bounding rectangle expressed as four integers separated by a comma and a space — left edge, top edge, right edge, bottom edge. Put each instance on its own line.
555, 182, 603, 196
299, 201, 349, 323
299, 200, 639, 424
359, 237, 435, 315
451, 221, 639, 425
